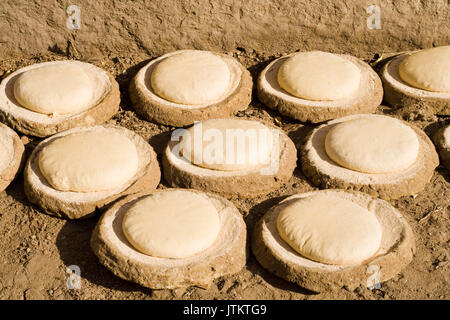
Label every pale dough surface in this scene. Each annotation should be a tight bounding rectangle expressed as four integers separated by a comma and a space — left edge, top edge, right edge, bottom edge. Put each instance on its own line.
38, 131, 139, 192
399, 46, 450, 92
325, 117, 419, 174
276, 193, 382, 265
122, 190, 220, 259
14, 64, 100, 115
277, 51, 361, 101
179, 119, 274, 171
151, 51, 231, 105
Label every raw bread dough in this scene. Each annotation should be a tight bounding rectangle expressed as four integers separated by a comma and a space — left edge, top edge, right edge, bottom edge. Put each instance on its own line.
325, 117, 419, 174
122, 190, 221, 259
277, 51, 361, 101
178, 119, 274, 171
14, 64, 100, 115
38, 130, 139, 192
399, 46, 450, 92
151, 51, 231, 105
276, 193, 382, 265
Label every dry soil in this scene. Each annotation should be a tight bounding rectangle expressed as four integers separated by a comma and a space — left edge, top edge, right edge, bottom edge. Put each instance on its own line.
0, 49, 448, 300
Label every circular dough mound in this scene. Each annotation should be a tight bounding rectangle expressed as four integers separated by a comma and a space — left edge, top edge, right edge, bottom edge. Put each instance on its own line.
277, 51, 361, 101
91, 189, 246, 289
179, 119, 274, 171
38, 131, 139, 192
122, 190, 220, 259
14, 64, 97, 115
277, 194, 382, 265
325, 117, 419, 174
163, 119, 297, 198
252, 189, 416, 292
399, 46, 450, 92
151, 51, 231, 105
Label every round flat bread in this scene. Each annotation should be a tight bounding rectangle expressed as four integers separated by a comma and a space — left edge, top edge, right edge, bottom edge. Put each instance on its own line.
325, 117, 419, 174
38, 130, 139, 192
122, 190, 220, 259
179, 119, 274, 171
163, 119, 297, 198
252, 189, 416, 292
301, 114, 438, 199
130, 50, 252, 127
151, 51, 231, 105
277, 193, 382, 265
24, 125, 160, 219
277, 51, 361, 101
258, 52, 382, 123
91, 189, 246, 289
398, 46, 450, 92
0, 60, 120, 137
14, 64, 100, 115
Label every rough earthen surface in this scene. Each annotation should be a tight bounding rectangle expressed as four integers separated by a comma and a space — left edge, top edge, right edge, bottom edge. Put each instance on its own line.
0, 0, 448, 300
0, 55, 447, 299
1, 1, 448, 61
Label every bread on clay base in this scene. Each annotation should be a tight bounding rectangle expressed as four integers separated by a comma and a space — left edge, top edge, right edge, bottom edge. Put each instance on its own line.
24, 125, 160, 219
129, 50, 252, 127
162, 120, 297, 198
300, 114, 439, 200
0, 60, 120, 138
381, 52, 450, 116
257, 52, 383, 123
90, 188, 247, 289
251, 189, 415, 292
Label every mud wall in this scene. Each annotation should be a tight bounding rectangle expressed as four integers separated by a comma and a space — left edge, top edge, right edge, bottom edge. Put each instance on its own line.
0, 0, 449, 60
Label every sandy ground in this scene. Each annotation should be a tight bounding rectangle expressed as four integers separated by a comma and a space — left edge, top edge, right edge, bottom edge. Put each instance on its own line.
0, 50, 448, 300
